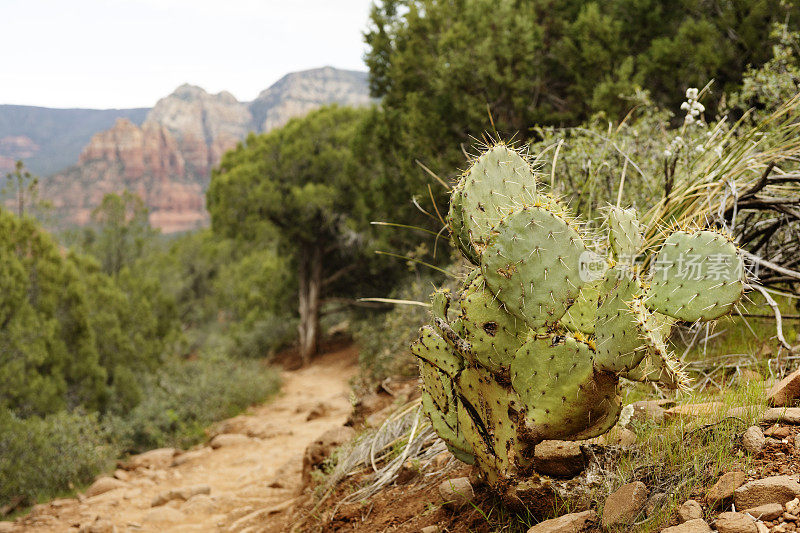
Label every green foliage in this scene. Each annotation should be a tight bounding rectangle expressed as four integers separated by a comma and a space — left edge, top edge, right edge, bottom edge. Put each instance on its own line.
414, 144, 746, 487
353, 273, 439, 384
363, 0, 800, 221
107, 354, 280, 452
0, 208, 106, 416
81, 191, 158, 277
0, 408, 116, 505
209, 105, 404, 360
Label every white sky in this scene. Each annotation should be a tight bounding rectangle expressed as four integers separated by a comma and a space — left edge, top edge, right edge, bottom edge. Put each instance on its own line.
0, 0, 375, 109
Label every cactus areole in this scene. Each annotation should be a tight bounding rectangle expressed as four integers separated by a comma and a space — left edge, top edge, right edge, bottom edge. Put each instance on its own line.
412, 143, 746, 487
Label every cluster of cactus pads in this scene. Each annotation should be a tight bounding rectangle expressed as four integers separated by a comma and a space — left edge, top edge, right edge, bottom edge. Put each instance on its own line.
412, 143, 746, 487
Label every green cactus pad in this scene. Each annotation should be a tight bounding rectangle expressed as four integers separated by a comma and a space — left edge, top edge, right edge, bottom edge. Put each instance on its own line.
457, 366, 528, 482
459, 275, 528, 372
447, 188, 481, 265
645, 230, 744, 322
419, 361, 474, 463
482, 206, 587, 329
594, 268, 649, 373
560, 278, 602, 335
431, 289, 450, 322
511, 334, 621, 443
411, 326, 463, 377
460, 144, 538, 251
605, 206, 644, 263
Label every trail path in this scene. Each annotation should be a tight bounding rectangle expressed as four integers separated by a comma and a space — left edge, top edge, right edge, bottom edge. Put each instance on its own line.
11, 345, 358, 533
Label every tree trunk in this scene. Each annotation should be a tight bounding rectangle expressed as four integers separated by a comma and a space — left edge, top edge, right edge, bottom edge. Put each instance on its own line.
298, 244, 322, 365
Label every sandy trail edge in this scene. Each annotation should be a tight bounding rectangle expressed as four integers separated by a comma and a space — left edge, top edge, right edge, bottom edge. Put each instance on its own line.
10, 345, 357, 533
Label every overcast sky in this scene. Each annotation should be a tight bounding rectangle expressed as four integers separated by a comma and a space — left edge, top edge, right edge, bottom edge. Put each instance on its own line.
1, 0, 375, 109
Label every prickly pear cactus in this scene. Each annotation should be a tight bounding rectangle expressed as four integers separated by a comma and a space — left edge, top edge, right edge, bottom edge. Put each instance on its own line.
412, 142, 746, 487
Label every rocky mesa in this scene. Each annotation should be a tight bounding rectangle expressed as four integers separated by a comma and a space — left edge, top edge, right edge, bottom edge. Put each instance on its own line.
43, 67, 371, 233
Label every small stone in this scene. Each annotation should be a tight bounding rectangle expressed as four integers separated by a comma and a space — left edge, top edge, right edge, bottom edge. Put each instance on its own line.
112, 470, 128, 481
438, 477, 474, 509
678, 500, 703, 522
739, 369, 764, 384
85, 477, 126, 498
526, 510, 597, 533
708, 471, 747, 508
787, 498, 800, 515
601, 481, 649, 528
122, 448, 176, 470
151, 484, 210, 506
631, 399, 673, 424
210, 433, 251, 449
764, 426, 792, 439
81, 517, 116, 533
743, 503, 784, 520
661, 518, 713, 533
735, 476, 800, 509
533, 441, 586, 477
432, 452, 451, 469
756, 523, 770, 533
716, 512, 758, 533
786, 512, 799, 521
305, 402, 328, 421
181, 494, 217, 514
761, 408, 800, 425
744, 426, 766, 454
172, 449, 209, 467
794, 435, 800, 450
768, 369, 800, 407
420, 527, 441, 533
143, 507, 185, 523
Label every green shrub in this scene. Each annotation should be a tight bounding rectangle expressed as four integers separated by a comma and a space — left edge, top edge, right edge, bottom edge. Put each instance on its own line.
0, 409, 116, 505
108, 354, 280, 452
353, 272, 449, 385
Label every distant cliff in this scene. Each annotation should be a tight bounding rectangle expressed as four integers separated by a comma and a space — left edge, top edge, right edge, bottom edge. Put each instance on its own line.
0, 106, 148, 175
41, 67, 371, 233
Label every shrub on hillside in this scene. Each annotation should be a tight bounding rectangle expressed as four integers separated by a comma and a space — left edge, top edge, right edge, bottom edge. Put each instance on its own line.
0, 409, 116, 505
108, 354, 280, 452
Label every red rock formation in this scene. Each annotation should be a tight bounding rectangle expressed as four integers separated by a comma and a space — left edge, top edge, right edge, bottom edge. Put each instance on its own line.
43, 69, 371, 233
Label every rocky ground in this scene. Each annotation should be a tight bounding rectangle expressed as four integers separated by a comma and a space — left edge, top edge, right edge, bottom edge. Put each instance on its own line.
7, 348, 800, 533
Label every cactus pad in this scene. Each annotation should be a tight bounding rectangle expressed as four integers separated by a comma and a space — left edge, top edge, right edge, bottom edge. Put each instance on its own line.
447, 189, 481, 265
459, 274, 527, 372
419, 360, 474, 463
645, 230, 744, 321
411, 326, 463, 377
459, 144, 538, 251
482, 206, 587, 329
561, 278, 602, 335
593, 268, 649, 373
511, 334, 621, 442
457, 366, 528, 482
605, 206, 644, 263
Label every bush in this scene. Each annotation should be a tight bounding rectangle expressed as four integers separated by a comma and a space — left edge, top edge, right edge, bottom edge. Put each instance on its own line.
0, 409, 116, 505
108, 354, 281, 452
353, 271, 451, 385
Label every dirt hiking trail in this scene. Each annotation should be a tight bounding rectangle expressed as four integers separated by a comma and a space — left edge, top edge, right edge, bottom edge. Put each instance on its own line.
11, 345, 358, 533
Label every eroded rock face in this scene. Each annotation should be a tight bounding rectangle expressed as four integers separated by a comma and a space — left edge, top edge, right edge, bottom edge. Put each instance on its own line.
43, 67, 371, 233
